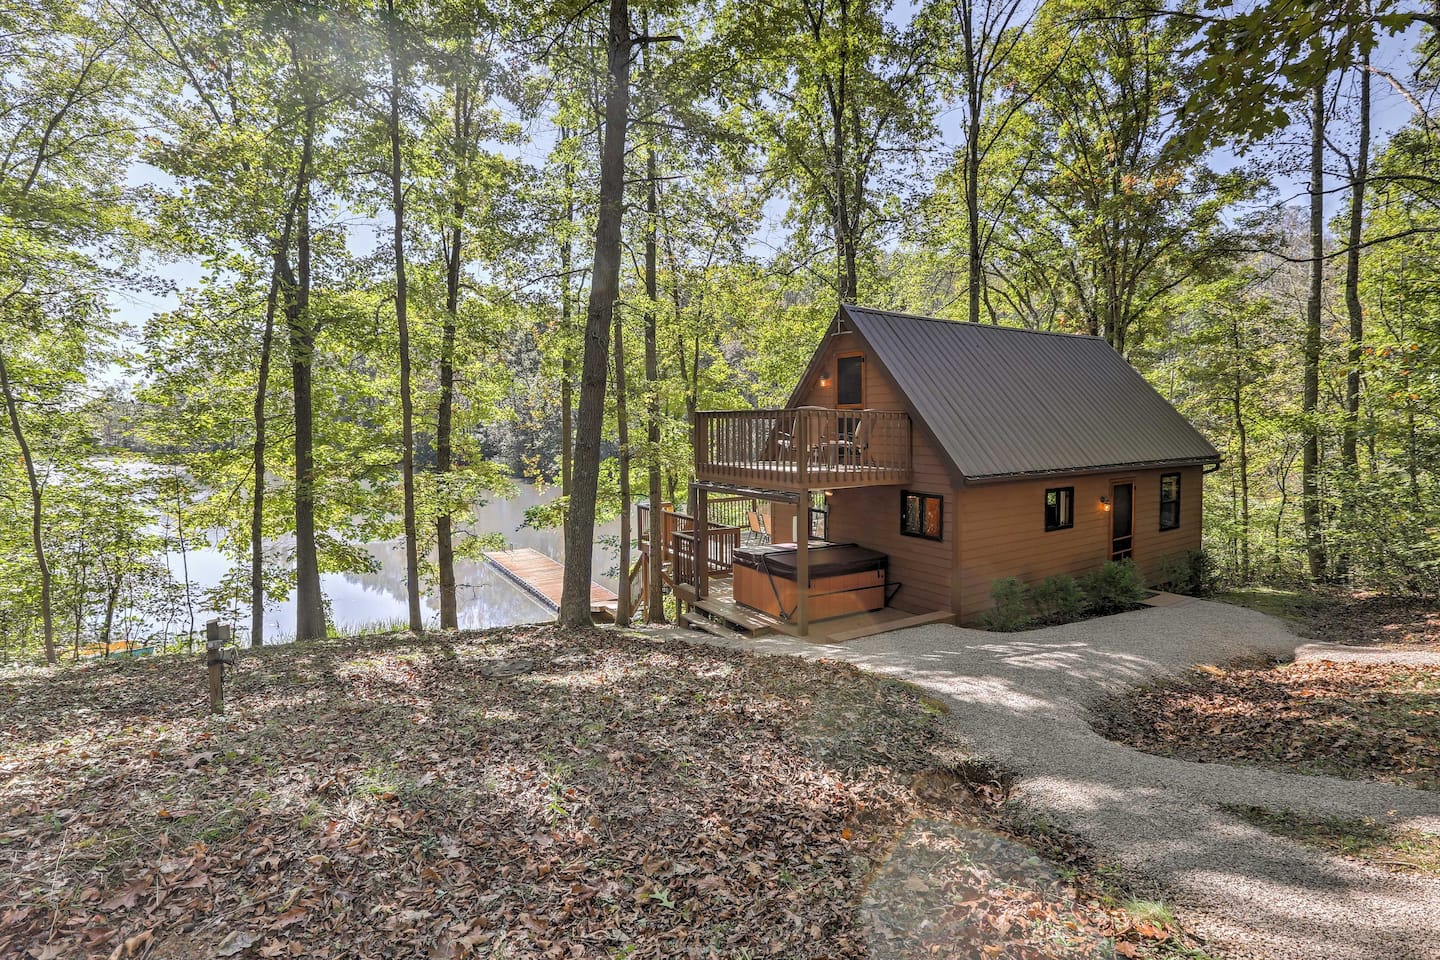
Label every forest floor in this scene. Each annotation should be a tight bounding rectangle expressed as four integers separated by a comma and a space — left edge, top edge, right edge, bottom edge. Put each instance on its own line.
1213, 587, 1440, 649
1092, 657, 1439, 791
0, 626, 1211, 960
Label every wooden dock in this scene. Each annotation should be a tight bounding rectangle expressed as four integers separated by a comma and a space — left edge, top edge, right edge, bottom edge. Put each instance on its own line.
483, 547, 619, 622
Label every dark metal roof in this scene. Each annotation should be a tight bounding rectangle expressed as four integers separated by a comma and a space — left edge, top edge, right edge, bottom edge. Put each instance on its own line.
835, 306, 1220, 481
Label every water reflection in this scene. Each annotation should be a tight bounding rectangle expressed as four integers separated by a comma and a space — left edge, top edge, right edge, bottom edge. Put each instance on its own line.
166, 481, 621, 643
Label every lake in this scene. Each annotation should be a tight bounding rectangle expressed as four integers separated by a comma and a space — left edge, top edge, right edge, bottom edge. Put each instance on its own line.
161, 479, 622, 644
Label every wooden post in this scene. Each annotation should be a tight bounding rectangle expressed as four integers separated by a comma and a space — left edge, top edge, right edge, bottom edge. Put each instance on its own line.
796, 488, 809, 637
696, 486, 709, 600
205, 619, 232, 715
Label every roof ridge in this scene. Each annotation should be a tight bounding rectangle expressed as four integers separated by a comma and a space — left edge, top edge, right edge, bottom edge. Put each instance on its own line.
842, 304, 1108, 342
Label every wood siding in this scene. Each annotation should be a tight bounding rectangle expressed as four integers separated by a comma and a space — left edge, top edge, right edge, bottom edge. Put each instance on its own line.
952, 466, 1205, 621
796, 331, 958, 614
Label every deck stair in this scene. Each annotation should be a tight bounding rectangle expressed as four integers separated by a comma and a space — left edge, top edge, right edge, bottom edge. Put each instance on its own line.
690, 596, 777, 637
679, 612, 748, 643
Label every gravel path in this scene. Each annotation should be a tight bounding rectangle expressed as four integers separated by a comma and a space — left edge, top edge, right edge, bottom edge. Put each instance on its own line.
650, 599, 1440, 960
1295, 641, 1440, 667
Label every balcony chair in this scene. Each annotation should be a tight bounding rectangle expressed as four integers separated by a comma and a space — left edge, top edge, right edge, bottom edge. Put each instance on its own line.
746, 510, 770, 545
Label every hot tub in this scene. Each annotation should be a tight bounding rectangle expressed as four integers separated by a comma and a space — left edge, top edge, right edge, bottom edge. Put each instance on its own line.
731, 543, 887, 622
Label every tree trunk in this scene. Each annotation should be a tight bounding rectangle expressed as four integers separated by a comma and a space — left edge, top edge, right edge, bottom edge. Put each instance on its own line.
100, 571, 120, 649
435, 45, 476, 632
437, 205, 462, 631
1233, 377, 1251, 582
613, 308, 632, 626
962, 0, 982, 326
559, 0, 632, 626
250, 267, 279, 647
1302, 80, 1327, 582
1338, 51, 1370, 578
1342, 53, 1371, 472
285, 97, 327, 642
386, 0, 423, 632
559, 126, 575, 502
0, 349, 54, 664
644, 140, 665, 622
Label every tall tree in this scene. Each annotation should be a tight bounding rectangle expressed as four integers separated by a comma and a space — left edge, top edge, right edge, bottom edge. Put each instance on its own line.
559, 0, 635, 625
1337, 45, 1372, 578
934, 0, 1052, 325
729, 0, 935, 304
986, 0, 1254, 352
0, 1, 135, 663
643, 139, 666, 622
1302, 80, 1328, 581
382, 0, 423, 631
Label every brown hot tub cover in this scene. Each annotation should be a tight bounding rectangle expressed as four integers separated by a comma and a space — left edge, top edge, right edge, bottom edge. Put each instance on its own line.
732, 543, 887, 581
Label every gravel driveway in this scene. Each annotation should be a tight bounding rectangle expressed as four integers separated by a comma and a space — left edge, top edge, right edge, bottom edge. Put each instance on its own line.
653, 599, 1440, 960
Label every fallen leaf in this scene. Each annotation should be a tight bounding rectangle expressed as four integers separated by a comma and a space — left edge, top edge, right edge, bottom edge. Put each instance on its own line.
124, 930, 153, 956
216, 929, 260, 957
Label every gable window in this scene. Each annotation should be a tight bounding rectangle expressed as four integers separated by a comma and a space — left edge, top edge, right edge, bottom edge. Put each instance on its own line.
1045, 487, 1074, 531
901, 490, 943, 540
1160, 473, 1181, 531
836, 354, 864, 406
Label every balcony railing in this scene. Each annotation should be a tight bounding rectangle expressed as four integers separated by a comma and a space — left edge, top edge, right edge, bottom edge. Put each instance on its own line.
670, 526, 741, 587
695, 407, 912, 491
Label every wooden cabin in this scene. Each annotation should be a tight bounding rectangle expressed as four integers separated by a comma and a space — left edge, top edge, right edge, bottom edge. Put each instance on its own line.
648, 305, 1219, 638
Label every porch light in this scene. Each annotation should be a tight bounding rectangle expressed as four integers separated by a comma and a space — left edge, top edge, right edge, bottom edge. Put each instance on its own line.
818, 370, 831, 388
1099, 495, 1111, 511
824, 490, 833, 498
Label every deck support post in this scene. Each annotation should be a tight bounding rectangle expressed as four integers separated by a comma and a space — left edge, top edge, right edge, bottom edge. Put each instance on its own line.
795, 486, 809, 637
696, 486, 708, 599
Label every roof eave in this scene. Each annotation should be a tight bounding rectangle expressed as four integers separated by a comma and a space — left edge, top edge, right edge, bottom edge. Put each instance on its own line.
959, 455, 1222, 485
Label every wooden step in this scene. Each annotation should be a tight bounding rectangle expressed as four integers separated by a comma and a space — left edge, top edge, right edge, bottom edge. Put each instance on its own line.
680, 612, 746, 643
822, 609, 956, 643
691, 597, 776, 637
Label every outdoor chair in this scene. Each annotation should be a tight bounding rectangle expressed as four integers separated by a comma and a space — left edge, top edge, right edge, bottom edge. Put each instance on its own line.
809, 413, 873, 469
746, 510, 770, 545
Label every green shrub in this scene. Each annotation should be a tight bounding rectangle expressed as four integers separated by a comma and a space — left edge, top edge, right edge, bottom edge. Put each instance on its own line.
1029, 574, 1087, 624
1153, 549, 1213, 596
983, 577, 1031, 631
1079, 559, 1146, 613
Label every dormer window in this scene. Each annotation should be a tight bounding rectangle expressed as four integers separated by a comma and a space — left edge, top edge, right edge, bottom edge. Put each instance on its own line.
836, 354, 863, 406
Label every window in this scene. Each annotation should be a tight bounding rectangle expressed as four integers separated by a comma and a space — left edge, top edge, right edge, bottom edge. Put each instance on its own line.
1160, 473, 1181, 531
901, 491, 943, 540
836, 354, 864, 406
1045, 487, 1074, 531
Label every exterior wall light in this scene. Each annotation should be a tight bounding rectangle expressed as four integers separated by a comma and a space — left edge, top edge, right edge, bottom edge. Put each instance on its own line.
1100, 495, 1111, 511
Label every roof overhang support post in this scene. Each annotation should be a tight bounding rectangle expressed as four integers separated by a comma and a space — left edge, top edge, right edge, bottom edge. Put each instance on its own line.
696, 485, 708, 600
795, 485, 809, 637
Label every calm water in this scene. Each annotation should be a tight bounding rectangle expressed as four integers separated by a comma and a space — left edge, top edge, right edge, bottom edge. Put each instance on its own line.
160, 480, 622, 644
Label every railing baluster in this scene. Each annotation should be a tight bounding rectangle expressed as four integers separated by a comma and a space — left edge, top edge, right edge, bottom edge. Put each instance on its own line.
691, 408, 912, 489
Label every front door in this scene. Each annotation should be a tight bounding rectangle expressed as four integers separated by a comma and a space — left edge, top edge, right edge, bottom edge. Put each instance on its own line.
1111, 482, 1134, 561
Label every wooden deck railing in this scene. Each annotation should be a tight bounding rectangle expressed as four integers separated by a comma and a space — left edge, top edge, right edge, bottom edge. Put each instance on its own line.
639, 501, 746, 590
670, 526, 741, 586
695, 407, 912, 490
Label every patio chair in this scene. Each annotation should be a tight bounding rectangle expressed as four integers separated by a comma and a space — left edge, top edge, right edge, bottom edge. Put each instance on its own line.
810, 413, 873, 469
775, 407, 835, 466
746, 510, 770, 545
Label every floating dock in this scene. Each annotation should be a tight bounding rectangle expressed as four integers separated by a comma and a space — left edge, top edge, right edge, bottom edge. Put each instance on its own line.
483, 547, 619, 622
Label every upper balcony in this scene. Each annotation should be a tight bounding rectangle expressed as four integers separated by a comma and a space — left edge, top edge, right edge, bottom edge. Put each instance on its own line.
694, 407, 912, 492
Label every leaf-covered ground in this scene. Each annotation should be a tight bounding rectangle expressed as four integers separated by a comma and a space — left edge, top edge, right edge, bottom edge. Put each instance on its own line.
1221, 805, 1440, 878
1216, 588, 1440, 649
1, 626, 1205, 959
1094, 658, 1439, 790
